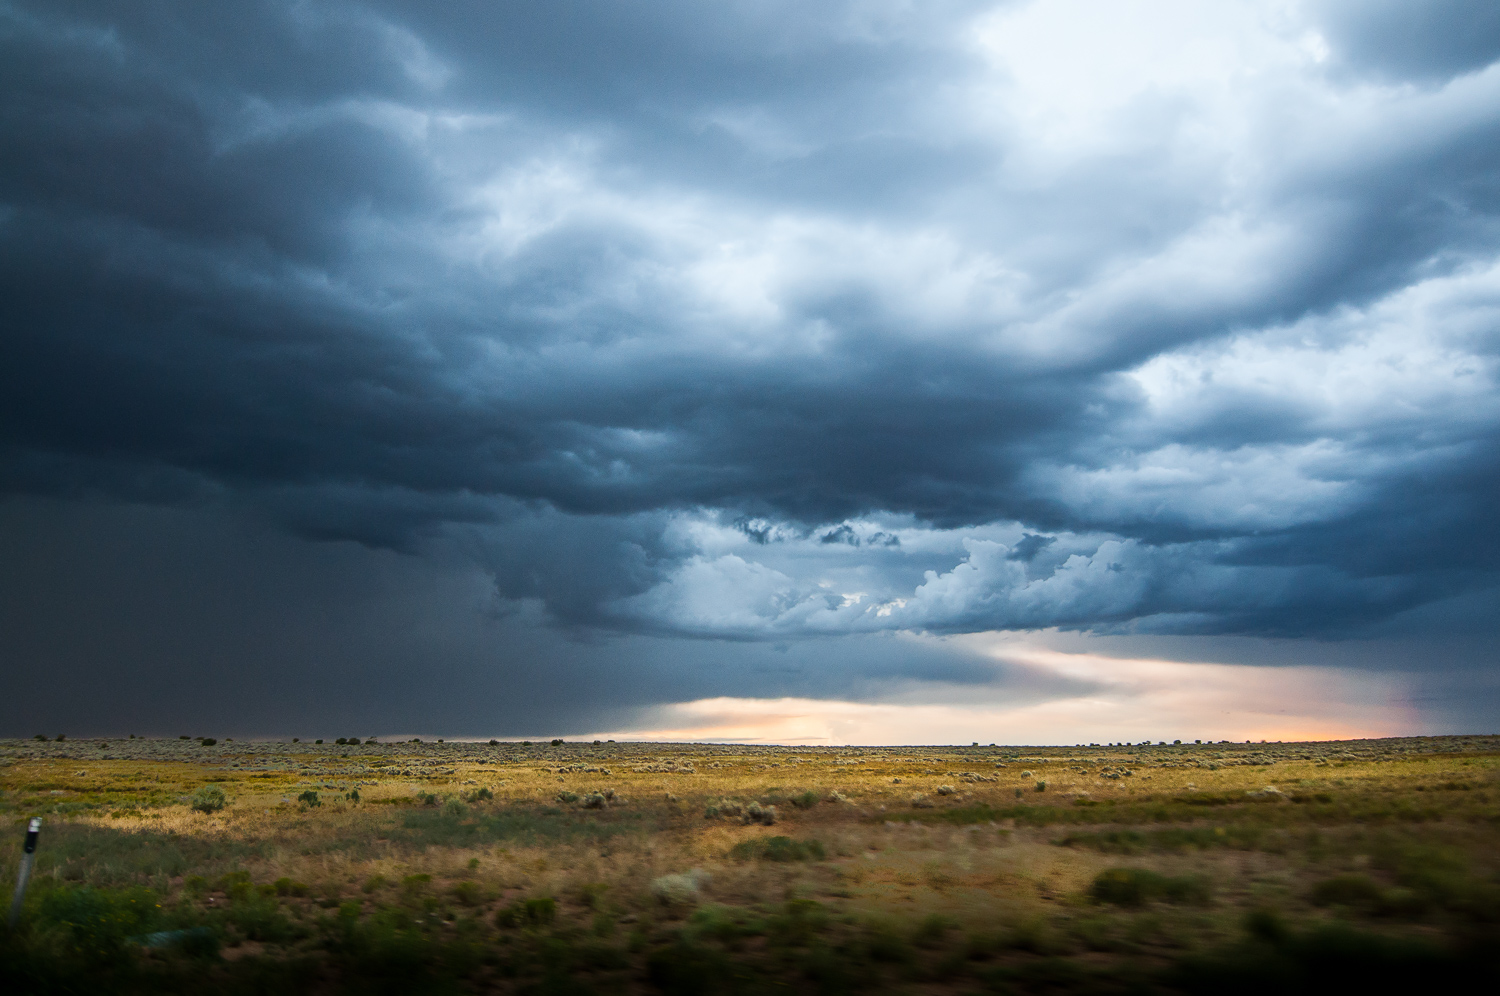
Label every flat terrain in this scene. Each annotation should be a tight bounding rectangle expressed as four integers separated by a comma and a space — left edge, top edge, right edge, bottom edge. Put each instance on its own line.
2, 734, 1498, 993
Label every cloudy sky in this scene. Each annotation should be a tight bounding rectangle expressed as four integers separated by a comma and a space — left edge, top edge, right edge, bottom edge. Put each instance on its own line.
3, 0, 1499, 743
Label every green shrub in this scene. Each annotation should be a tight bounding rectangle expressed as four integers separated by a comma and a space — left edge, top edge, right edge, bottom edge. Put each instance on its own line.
190, 784, 227, 814
914, 913, 953, 947
497, 896, 557, 928
217, 870, 254, 901
789, 790, 820, 809
33, 885, 160, 960
272, 877, 308, 898
729, 835, 825, 862
361, 875, 387, 894
1090, 867, 1210, 906
451, 881, 485, 906
297, 790, 320, 807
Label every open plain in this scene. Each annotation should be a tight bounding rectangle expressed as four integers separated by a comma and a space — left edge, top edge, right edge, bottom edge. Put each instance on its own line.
2, 734, 1498, 994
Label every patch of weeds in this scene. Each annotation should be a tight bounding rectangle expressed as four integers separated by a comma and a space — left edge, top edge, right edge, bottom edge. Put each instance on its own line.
362, 874, 388, 894
577, 881, 610, 910
190, 784, 227, 814
394, 804, 646, 849
273, 876, 309, 897
1309, 874, 1386, 910
1090, 867, 1212, 907
767, 898, 828, 948
496, 896, 557, 929
227, 891, 299, 942
729, 835, 825, 862
913, 912, 953, 947
297, 790, 320, 808
451, 880, 487, 907
688, 905, 766, 946
1057, 825, 1263, 853
789, 790, 820, 809
864, 922, 916, 964
32, 883, 162, 961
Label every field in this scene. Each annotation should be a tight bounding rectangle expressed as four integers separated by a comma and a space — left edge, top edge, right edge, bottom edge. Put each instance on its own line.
2, 733, 1498, 994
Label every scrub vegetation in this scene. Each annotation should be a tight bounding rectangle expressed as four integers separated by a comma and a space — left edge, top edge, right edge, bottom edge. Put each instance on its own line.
1, 734, 1497, 993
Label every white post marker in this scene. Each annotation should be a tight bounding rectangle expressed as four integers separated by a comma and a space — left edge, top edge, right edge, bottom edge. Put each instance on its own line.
8, 817, 41, 926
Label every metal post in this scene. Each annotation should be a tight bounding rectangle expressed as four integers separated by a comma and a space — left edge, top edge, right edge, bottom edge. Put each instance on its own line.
8, 817, 41, 927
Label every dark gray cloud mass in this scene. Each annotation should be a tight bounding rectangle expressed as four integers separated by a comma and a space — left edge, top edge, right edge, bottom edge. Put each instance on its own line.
2, 1, 1498, 737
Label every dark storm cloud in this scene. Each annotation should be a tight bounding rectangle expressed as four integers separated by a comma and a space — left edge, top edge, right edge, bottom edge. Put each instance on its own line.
1314, 0, 1500, 82
2, 0, 1500, 686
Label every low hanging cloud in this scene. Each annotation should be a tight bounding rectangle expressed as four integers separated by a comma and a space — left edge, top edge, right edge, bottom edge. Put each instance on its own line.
2, 1, 1500, 738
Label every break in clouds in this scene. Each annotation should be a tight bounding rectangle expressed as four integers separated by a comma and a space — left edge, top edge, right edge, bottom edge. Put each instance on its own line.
3, 1, 1500, 676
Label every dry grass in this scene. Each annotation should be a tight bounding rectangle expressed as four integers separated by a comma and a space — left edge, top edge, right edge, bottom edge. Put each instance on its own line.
2, 734, 1497, 992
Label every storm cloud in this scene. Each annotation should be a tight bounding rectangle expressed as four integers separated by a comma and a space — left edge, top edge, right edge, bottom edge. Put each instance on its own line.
2, 1, 1498, 737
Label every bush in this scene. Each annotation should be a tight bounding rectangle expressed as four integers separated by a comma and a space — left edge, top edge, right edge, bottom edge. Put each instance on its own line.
272, 877, 308, 897
198, 737, 216, 746
1310, 874, 1386, 909
1090, 867, 1210, 906
730, 836, 826, 863
744, 801, 777, 825
651, 870, 710, 906
497, 896, 557, 928
451, 881, 485, 906
442, 798, 468, 818
297, 790, 320, 807
190, 784, 227, 814
790, 790, 820, 809
34, 885, 160, 960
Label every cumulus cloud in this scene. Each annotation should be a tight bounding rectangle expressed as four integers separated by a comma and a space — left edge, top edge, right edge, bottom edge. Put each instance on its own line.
2, 1, 1499, 735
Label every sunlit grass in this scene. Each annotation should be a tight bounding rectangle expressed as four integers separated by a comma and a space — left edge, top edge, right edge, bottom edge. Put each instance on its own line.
1, 734, 1496, 992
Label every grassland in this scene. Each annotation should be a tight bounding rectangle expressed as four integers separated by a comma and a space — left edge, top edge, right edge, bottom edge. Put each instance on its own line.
2, 734, 1498, 994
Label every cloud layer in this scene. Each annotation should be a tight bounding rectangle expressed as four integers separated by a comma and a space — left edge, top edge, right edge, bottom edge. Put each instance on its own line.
2, 1, 1499, 735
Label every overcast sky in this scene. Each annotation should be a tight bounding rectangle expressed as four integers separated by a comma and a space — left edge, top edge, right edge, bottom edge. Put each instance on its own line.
3, 0, 1499, 742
